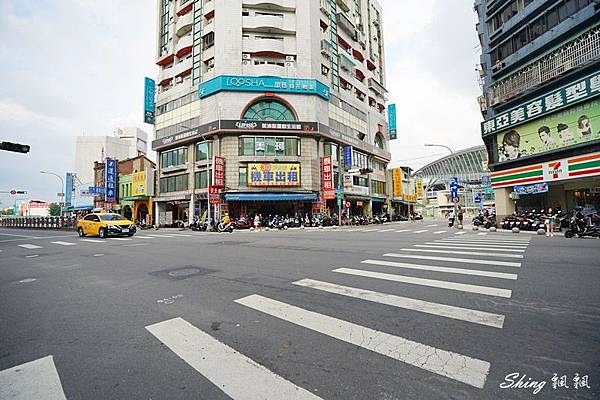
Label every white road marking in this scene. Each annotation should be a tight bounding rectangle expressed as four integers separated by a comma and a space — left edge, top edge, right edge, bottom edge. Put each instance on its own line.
455, 231, 466, 235
363, 229, 379, 232
170, 234, 193, 237
334, 268, 512, 298
92, 254, 104, 257
108, 238, 131, 241
0, 355, 67, 400
235, 294, 491, 388
395, 229, 411, 233
383, 253, 521, 268
477, 232, 488, 236
435, 241, 528, 248
292, 279, 505, 328
18, 278, 37, 283
25, 255, 39, 258
441, 239, 529, 246
80, 239, 104, 243
361, 259, 518, 280
134, 235, 155, 239
148, 234, 174, 238
399, 248, 524, 259
433, 230, 447, 234
146, 317, 322, 400
418, 244, 525, 253
378, 229, 394, 232
0, 232, 36, 238
413, 229, 429, 233
50, 241, 76, 246
18, 244, 42, 249
123, 243, 149, 247
426, 224, 438, 227
444, 237, 530, 243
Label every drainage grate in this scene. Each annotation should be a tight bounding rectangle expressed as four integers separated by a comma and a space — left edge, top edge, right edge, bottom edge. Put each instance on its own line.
150, 266, 218, 281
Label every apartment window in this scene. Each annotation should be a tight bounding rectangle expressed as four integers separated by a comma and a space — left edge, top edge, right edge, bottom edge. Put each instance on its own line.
324, 142, 339, 162
160, 174, 189, 193
195, 170, 209, 189
238, 136, 300, 156
202, 32, 214, 50
253, 59, 285, 67
372, 159, 386, 172
371, 180, 386, 195
255, 11, 283, 17
374, 133, 384, 149
353, 150, 369, 169
239, 167, 247, 187
160, 147, 188, 168
353, 176, 368, 187
243, 100, 295, 121
196, 141, 212, 161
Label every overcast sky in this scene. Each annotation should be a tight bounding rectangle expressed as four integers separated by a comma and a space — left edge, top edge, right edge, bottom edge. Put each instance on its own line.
0, 0, 483, 206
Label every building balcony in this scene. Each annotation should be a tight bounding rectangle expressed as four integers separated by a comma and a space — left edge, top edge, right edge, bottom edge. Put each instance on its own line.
242, 63, 293, 78
368, 77, 388, 100
336, 11, 356, 37
243, 14, 294, 33
339, 52, 356, 73
176, 0, 193, 16
175, 34, 193, 58
156, 48, 175, 66
486, 27, 600, 107
172, 57, 192, 77
203, 0, 214, 15
336, 0, 351, 13
175, 12, 193, 37
243, 37, 285, 54
242, 0, 296, 9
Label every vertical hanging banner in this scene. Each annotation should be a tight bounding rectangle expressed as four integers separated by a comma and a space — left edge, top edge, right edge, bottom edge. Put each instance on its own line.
212, 156, 225, 187
343, 146, 353, 168
322, 156, 335, 199
388, 103, 397, 140
144, 77, 156, 125
393, 168, 403, 198
65, 173, 74, 207
105, 159, 117, 202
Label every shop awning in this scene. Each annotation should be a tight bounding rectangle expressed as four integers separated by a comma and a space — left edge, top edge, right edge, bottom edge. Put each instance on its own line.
225, 193, 318, 202
371, 197, 386, 203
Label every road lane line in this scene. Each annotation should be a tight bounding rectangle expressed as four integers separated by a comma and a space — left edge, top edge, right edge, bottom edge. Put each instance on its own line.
18, 244, 42, 249
418, 244, 525, 253
378, 229, 394, 232
426, 224, 438, 227
441, 240, 529, 246
0, 355, 67, 400
235, 294, 491, 388
0, 232, 36, 238
333, 268, 512, 298
134, 235, 155, 239
433, 230, 447, 234
108, 238, 131, 241
123, 243, 149, 247
170, 234, 193, 237
80, 239, 104, 243
434, 241, 528, 248
146, 317, 322, 400
413, 229, 429, 233
50, 241, 76, 246
455, 231, 466, 235
292, 279, 505, 328
361, 259, 518, 280
25, 254, 39, 258
383, 253, 521, 268
400, 248, 524, 259
395, 229, 411, 233
148, 234, 174, 238
93, 254, 104, 257
477, 232, 488, 236
363, 229, 379, 232
443, 237, 530, 243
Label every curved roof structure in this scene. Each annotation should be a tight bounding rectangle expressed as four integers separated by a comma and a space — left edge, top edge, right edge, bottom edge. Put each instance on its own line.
413, 145, 488, 187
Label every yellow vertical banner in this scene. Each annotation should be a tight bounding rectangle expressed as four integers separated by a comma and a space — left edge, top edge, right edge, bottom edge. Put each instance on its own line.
393, 168, 403, 198
416, 178, 424, 198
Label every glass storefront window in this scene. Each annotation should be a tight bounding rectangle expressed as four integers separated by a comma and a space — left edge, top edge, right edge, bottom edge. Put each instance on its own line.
265, 137, 276, 156
239, 136, 300, 156
196, 141, 212, 162
160, 173, 189, 193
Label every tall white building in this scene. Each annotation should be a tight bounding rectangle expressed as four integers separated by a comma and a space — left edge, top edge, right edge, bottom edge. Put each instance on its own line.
153, 0, 391, 224
75, 127, 148, 188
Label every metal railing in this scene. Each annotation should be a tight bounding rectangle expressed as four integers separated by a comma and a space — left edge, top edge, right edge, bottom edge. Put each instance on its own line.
0, 216, 78, 230
487, 27, 600, 106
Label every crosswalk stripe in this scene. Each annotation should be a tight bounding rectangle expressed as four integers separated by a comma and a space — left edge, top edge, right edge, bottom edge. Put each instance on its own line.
109, 238, 131, 241
170, 234, 193, 237
0, 355, 67, 400
399, 248, 524, 259
378, 229, 394, 232
334, 268, 512, 298
395, 229, 410, 233
361, 259, 518, 280
363, 229, 379, 232
418, 244, 525, 253
146, 317, 322, 399
292, 279, 505, 328
235, 294, 491, 388
477, 232, 488, 236
134, 235, 155, 239
442, 239, 529, 246
383, 253, 521, 268
435, 240, 528, 248
445, 236, 530, 242
80, 239, 104, 243
18, 244, 42, 249
149, 234, 174, 238
455, 231, 466, 235
413, 229, 428, 233
433, 230, 447, 234
426, 224, 438, 227
50, 241, 76, 246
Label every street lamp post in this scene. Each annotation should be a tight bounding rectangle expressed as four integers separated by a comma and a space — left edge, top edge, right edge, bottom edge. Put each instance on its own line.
40, 171, 64, 215
424, 144, 458, 227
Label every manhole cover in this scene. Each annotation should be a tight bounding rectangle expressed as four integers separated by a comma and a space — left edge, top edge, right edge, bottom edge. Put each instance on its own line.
151, 266, 218, 281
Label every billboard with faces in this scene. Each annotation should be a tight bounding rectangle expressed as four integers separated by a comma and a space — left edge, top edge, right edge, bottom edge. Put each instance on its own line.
494, 99, 600, 164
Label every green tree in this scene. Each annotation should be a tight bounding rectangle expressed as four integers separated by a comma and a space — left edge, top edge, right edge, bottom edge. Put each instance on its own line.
49, 203, 61, 216
0, 208, 14, 215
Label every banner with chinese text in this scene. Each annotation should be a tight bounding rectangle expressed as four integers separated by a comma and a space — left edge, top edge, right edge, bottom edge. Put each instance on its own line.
321, 156, 335, 199
247, 163, 301, 186
392, 168, 402, 198
212, 156, 225, 188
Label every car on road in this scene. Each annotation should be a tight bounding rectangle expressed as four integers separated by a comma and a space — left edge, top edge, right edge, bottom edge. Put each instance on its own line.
76, 213, 136, 238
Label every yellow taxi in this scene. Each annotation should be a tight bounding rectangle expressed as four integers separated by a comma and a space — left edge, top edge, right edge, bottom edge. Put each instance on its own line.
76, 212, 136, 238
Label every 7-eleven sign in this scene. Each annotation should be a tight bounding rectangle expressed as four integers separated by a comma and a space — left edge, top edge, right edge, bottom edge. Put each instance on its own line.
543, 159, 568, 182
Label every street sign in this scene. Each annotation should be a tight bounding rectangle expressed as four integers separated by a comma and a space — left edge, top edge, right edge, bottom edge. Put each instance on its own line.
473, 192, 482, 204
57, 192, 65, 197
481, 175, 491, 187
345, 201, 350, 209
452, 196, 460, 204
485, 187, 494, 195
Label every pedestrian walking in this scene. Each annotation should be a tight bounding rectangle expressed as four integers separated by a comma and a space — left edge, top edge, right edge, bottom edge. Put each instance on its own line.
457, 206, 464, 226
546, 208, 555, 237
254, 213, 261, 231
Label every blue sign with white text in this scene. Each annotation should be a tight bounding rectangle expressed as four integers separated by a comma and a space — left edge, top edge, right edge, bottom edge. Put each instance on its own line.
105, 159, 117, 202
388, 104, 397, 133
198, 75, 330, 100
144, 77, 156, 124
343, 146, 353, 168
474, 192, 482, 204
514, 183, 549, 196
481, 175, 491, 187
450, 177, 459, 198
65, 173, 74, 207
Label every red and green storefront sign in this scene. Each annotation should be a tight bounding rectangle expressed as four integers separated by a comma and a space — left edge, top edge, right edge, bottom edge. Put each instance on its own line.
491, 151, 600, 189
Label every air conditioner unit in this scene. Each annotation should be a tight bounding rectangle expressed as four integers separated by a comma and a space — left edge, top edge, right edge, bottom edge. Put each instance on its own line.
285, 62, 294, 67
242, 60, 251, 65
242, 53, 251, 60
175, 76, 183, 83
207, 59, 214, 67
285, 55, 295, 61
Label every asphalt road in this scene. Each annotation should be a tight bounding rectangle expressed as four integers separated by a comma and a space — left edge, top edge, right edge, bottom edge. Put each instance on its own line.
0, 221, 598, 400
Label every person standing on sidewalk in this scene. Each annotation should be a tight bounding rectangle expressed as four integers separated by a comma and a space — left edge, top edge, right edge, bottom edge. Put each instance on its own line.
457, 206, 464, 226
254, 213, 261, 232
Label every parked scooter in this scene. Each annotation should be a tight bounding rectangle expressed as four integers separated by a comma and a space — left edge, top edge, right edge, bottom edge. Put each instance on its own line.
564, 207, 600, 238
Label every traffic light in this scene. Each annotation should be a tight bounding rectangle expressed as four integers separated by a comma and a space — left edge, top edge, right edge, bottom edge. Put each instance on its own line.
0, 141, 30, 154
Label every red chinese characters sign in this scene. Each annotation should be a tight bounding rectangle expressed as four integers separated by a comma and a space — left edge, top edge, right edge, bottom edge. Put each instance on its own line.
322, 156, 335, 199
208, 186, 221, 204
212, 156, 225, 188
